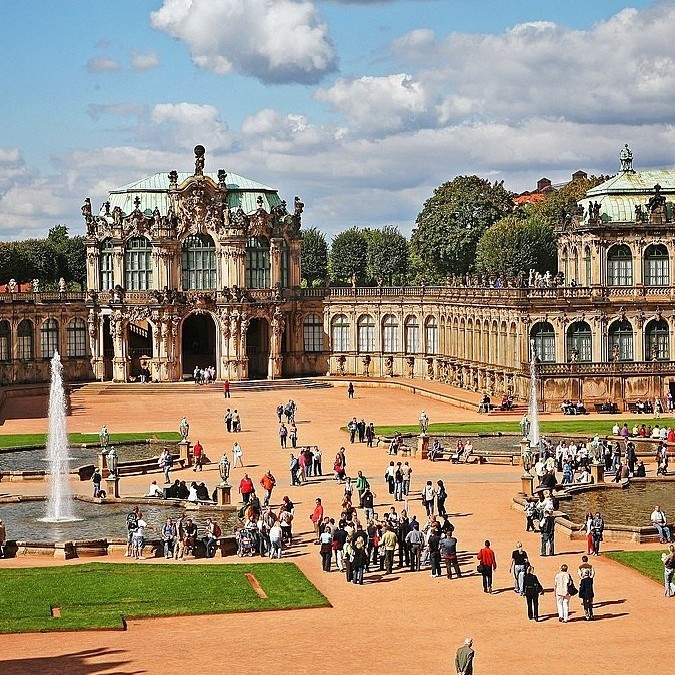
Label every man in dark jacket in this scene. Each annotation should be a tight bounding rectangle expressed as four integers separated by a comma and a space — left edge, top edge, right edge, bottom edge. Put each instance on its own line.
540, 510, 555, 556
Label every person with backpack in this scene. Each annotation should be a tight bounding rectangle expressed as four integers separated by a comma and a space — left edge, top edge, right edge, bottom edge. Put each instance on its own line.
125, 506, 141, 557
161, 517, 177, 559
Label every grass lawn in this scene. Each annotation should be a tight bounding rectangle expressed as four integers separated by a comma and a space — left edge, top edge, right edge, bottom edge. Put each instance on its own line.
0, 562, 329, 633
0, 432, 181, 449
605, 551, 666, 585
369, 418, 666, 437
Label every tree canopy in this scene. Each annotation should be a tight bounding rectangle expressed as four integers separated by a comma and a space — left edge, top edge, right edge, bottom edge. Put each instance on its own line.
300, 227, 328, 287
410, 175, 514, 282
328, 227, 368, 284
364, 226, 409, 285
475, 214, 557, 276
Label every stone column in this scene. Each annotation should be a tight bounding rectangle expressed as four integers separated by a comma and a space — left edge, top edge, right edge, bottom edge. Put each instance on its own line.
109, 310, 129, 383
416, 434, 429, 460
105, 476, 120, 499
86, 250, 100, 291
112, 247, 124, 288
268, 309, 285, 379
215, 484, 232, 505
590, 463, 605, 484
270, 238, 282, 288
289, 239, 302, 288
239, 313, 250, 379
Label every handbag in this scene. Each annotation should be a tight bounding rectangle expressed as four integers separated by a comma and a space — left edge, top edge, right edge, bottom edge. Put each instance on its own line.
567, 577, 578, 596
476, 563, 485, 574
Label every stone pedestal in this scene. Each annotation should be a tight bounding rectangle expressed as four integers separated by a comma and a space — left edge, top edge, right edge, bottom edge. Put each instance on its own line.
520, 473, 534, 497
105, 476, 120, 499
417, 434, 429, 460
590, 463, 604, 485
179, 440, 192, 468
98, 452, 109, 478
215, 484, 232, 506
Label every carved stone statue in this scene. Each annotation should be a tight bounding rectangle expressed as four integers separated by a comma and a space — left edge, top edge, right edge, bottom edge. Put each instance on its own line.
635, 204, 645, 223
31, 279, 40, 293
519, 414, 531, 439
7, 278, 17, 293
106, 446, 118, 479
648, 183, 667, 223
384, 355, 394, 377
612, 343, 620, 362
337, 354, 346, 376
418, 411, 429, 434
179, 416, 189, 440
58, 278, 67, 292
99, 425, 109, 449
619, 143, 633, 172
194, 145, 205, 176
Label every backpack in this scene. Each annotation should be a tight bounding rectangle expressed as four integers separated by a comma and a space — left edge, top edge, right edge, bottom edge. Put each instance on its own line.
127, 512, 138, 531
213, 523, 222, 538
166, 454, 174, 467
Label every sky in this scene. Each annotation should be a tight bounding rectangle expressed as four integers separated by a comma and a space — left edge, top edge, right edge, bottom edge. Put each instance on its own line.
1, 0, 674, 241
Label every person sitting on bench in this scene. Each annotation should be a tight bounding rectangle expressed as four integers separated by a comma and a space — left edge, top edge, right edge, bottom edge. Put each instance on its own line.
575, 400, 587, 414
462, 440, 474, 463
451, 439, 465, 463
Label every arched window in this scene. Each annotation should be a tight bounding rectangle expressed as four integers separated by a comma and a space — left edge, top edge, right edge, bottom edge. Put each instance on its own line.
382, 314, 399, 353
644, 244, 669, 286
425, 317, 439, 355
280, 239, 290, 288
41, 319, 59, 359
0, 320, 10, 362
357, 314, 375, 353
303, 313, 323, 353
182, 234, 216, 290
404, 315, 420, 354
531, 321, 556, 362
583, 246, 592, 286
67, 318, 87, 358
645, 319, 669, 361
124, 237, 153, 290
566, 321, 592, 362
607, 244, 633, 286
608, 319, 634, 361
17, 319, 34, 361
331, 314, 350, 352
246, 236, 270, 289
99, 238, 114, 290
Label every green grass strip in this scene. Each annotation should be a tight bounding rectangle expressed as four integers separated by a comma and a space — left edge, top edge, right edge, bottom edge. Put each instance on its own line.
605, 551, 666, 585
0, 562, 329, 633
0, 432, 181, 449
366, 418, 670, 437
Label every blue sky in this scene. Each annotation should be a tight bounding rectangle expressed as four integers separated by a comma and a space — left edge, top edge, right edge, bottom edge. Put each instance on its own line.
0, 0, 672, 239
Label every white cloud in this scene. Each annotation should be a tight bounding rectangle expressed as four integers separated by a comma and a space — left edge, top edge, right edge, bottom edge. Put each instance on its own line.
149, 103, 230, 151
131, 51, 160, 71
150, 0, 337, 84
85, 56, 121, 73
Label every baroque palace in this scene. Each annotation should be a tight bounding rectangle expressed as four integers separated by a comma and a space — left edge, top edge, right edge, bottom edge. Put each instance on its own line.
1, 145, 675, 410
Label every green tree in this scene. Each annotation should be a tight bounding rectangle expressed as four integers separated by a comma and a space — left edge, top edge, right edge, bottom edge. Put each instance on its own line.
14, 239, 58, 283
475, 214, 557, 276
365, 226, 409, 285
64, 236, 87, 290
329, 227, 368, 284
300, 227, 328, 286
411, 175, 514, 282
529, 175, 605, 228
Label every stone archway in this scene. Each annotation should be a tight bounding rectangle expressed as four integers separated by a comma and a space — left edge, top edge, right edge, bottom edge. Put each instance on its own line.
246, 318, 270, 379
181, 313, 216, 379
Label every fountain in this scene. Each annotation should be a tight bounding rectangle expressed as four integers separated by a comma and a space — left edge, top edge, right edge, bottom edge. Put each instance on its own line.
41, 352, 78, 523
528, 338, 540, 452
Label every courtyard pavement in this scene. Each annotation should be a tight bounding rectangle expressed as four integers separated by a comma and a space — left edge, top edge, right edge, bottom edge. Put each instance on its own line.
0, 381, 671, 674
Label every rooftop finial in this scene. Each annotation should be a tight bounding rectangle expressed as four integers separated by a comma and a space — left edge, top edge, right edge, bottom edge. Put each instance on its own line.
619, 143, 633, 173
194, 144, 205, 176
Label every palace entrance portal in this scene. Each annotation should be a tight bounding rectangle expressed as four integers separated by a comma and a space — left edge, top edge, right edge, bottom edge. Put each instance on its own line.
246, 318, 270, 379
182, 313, 216, 378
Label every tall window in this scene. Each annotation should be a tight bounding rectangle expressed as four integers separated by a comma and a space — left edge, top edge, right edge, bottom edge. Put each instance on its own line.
404, 315, 420, 354
561, 247, 569, 283
182, 234, 216, 290
100, 238, 114, 290
357, 314, 375, 353
124, 237, 153, 290
280, 239, 290, 288
645, 319, 669, 361
67, 318, 87, 357
382, 314, 399, 353
17, 319, 34, 361
608, 320, 634, 361
0, 320, 10, 362
41, 319, 59, 359
246, 236, 270, 289
331, 314, 350, 352
607, 244, 633, 286
566, 321, 592, 362
425, 317, 439, 355
303, 313, 324, 353
531, 322, 556, 362
644, 244, 669, 286
584, 246, 592, 286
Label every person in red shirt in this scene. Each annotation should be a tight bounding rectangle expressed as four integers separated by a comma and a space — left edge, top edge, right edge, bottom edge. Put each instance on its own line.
239, 474, 254, 504
477, 539, 497, 594
310, 498, 324, 543
260, 470, 276, 506
223, 380, 231, 398
192, 440, 203, 472
668, 427, 675, 443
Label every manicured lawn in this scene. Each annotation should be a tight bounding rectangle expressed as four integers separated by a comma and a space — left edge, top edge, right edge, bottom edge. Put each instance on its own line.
368, 418, 670, 437
605, 551, 666, 585
0, 432, 180, 449
0, 562, 329, 633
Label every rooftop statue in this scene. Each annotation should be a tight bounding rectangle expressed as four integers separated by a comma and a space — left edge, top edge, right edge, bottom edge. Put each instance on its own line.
619, 143, 633, 172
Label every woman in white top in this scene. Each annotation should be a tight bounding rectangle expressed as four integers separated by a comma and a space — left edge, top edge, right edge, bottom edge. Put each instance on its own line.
269, 522, 283, 558
233, 442, 244, 468
554, 564, 573, 622
187, 482, 198, 502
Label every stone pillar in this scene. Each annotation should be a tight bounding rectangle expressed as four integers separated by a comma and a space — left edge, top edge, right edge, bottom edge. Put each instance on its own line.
268, 310, 285, 379
590, 463, 604, 484
98, 452, 109, 478
416, 434, 429, 460
289, 239, 302, 288
105, 476, 120, 499
109, 311, 129, 383
521, 474, 534, 496
179, 440, 192, 468
270, 238, 282, 288
215, 484, 232, 506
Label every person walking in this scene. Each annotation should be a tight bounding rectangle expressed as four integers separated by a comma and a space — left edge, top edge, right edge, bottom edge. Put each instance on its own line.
223, 379, 231, 398
192, 440, 204, 471
289, 423, 298, 449
523, 565, 544, 621
422, 480, 435, 517
578, 555, 595, 620
233, 441, 244, 468
428, 526, 442, 578
310, 498, 324, 543
351, 538, 367, 584
319, 527, 333, 572
590, 511, 604, 556
540, 510, 555, 556
224, 409, 233, 433
477, 539, 497, 593
92, 467, 102, 497
554, 563, 574, 622
347, 381, 355, 399
455, 638, 474, 675
663, 544, 675, 597
441, 530, 462, 579
382, 524, 397, 574
436, 480, 448, 516
260, 470, 276, 506
279, 423, 288, 449
406, 522, 424, 572
510, 541, 529, 595
583, 512, 595, 555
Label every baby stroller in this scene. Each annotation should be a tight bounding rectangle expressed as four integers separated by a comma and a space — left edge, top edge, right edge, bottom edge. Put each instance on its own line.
236, 528, 256, 557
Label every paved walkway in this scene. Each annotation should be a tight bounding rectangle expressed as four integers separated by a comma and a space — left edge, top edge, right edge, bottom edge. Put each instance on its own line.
0, 383, 672, 674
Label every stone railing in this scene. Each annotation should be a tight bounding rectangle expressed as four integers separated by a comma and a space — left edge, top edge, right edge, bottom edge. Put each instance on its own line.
538, 360, 675, 376
0, 291, 86, 303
